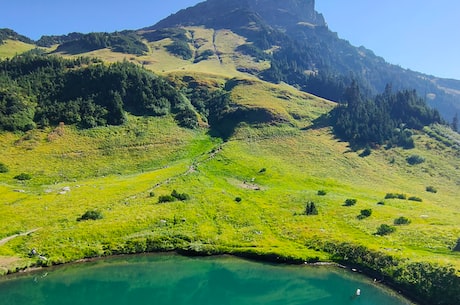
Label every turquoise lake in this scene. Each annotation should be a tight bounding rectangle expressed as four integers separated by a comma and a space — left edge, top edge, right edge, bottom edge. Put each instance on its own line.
0, 254, 415, 305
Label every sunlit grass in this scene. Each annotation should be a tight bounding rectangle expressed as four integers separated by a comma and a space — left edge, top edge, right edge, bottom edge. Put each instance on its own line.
0, 56, 459, 277
0, 40, 35, 58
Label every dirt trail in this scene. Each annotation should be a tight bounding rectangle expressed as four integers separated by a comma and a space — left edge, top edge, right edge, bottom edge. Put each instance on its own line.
0, 228, 40, 246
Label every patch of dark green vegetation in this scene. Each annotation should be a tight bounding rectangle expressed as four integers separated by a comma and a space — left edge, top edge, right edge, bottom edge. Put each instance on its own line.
0, 162, 8, 173
13, 173, 32, 181
304, 201, 318, 215
166, 40, 193, 60
358, 209, 372, 219
77, 210, 103, 221
330, 82, 441, 149
317, 190, 327, 196
406, 154, 425, 165
0, 28, 34, 45
385, 193, 407, 200
159, 190, 190, 203
236, 43, 270, 61
394, 216, 411, 225
375, 224, 396, 236
343, 198, 357, 206
0, 53, 213, 131
194, 49, 215, 63
408, 196, 423, 202
50, 31, 149, 55
425, 186, 437, 193
141, 28, 189, 42
453, 238, 460, 252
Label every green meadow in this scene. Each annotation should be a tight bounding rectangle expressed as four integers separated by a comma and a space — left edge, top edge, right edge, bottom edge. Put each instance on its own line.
0, 78, 459, 276
0, 33, 459, 304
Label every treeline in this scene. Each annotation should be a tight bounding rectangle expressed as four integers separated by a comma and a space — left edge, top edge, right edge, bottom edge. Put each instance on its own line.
47, 31, 149, 55
0, 53, 235, 132
0, 28, 34, 45
0, 53, 197, 130
329, 81, 442, 148
315, 241, 459, 305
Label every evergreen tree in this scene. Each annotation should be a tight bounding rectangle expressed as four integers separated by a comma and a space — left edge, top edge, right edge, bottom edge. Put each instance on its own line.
452, 113, 458, 132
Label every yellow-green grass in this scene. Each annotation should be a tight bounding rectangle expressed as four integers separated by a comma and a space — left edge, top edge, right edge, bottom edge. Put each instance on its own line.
0, 40, 35, 58
0, 74, 459, 277
59, 27, 267, 80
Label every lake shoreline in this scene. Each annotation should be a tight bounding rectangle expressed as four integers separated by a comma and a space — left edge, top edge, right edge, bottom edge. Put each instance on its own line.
3, 250, 419, 305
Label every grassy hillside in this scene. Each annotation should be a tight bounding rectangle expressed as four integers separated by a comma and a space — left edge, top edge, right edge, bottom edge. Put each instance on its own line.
0, 31, 459, 304
0, 40, 36, 58
0, 78, 459, 271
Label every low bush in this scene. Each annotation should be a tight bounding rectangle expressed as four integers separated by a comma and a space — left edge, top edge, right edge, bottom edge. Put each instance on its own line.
14, 173, 32, 180
77, 210, 103, 221
235, 197, 242, 203
376, 224, 396, 236
171, 189, 190, 201
0, 162, 8, 173
406, 154, 425, 165
158, 195, 176, 203
408, 196, 422, 202
305, 201, 318, 215
385, 193, 406, 200
343, 199, 357, 206
359, 209, 372, 218
426, 186, 437, 193
453, 238, 460, 252
394, 216, 411, 225
317, 190, 327, 196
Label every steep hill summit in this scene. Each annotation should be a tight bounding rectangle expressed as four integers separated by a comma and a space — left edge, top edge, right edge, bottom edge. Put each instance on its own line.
151, 0, 325, 30
146, 0, 460, 121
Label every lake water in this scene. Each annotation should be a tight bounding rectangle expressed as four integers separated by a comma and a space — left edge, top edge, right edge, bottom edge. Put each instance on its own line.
0, 254, 414, 305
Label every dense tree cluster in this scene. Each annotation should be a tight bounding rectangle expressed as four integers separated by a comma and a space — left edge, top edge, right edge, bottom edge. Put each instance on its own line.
0, 53, 236, 132
330, 82, 441, 148
0, 53, 199, 130
316, 241, 459, 305
0, 28, 34, 45
51, 31, 149, 55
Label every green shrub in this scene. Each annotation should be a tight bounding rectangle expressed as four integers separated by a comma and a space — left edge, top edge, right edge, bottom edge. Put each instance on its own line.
305, 201, 318, 215
317, 190, 327, 196
77, 210, 103, 221
0, 162, 8, 173
166, 40, 192, 60
14, 173, 32, 180
359, 147, 371, 157
426, 186, 437, 193
171, 189, 190, 201
385, 193, 406, 200
235, 197, 242, 203
360, 209, 372, 218
343, 199, 357, 206
258, 168, 266, 173
406, 155, 425, 165
376, 224, 396, 236
158, 195, 176, 203
377, 201, 385, 205
149, 192, 155, 198
408, 196, 423, 202
453, 238, 460, 252
394, 216, 411, 225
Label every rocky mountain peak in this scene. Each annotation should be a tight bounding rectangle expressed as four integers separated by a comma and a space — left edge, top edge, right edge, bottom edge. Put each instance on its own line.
149, 0, 325, 30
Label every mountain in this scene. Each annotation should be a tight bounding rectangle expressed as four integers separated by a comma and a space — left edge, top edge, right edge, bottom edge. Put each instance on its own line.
145, 0, 460, 121
0, 2, 460, 304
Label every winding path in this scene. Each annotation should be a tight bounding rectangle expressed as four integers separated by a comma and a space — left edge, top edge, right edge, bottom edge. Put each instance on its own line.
0, 229, 40, 246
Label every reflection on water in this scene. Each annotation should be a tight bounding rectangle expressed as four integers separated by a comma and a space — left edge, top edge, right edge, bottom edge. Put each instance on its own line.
0, 254, 414, 305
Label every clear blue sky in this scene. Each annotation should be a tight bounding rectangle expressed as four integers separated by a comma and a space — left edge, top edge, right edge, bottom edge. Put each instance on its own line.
2, 0, 459, 80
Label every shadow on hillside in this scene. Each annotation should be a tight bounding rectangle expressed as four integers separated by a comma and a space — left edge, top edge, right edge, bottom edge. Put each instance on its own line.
302, 113, 330, 131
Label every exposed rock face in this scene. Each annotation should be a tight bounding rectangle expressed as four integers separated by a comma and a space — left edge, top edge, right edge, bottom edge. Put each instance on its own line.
248, 0, 326, 28
149, 0, 325, 30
